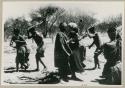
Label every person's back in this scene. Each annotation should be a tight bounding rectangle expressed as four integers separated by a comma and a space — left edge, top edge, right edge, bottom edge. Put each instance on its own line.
103, 40, 119, 64
93, 33, 101, 49
101, 27, 121, 84
32, 32, 44, 46
27, 27, 46, 71
102, 39, 121, 84
88, 27, 101, 69
88, 27, 101, 49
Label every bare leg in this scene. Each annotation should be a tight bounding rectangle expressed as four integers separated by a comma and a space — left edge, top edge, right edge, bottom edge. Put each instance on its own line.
94, 54, 100, 69
96, 54, 100, 69
39, 58, 46, 68
16, 62, 19, 72
16, 55, 19, 72
35, 53, 40, 71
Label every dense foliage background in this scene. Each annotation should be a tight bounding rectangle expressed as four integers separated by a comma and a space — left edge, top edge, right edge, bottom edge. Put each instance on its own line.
4, 6, 122, 41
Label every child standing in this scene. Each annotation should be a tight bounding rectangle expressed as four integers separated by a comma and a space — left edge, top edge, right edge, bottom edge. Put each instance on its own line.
88, 27, 101, 69
97, 27, 121, 84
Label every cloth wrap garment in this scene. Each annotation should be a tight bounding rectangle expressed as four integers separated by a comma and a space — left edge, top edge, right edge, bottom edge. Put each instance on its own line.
102, 40, 121, 85
54, 32, 72, 76
11, 35, 30, 66
68, 31, 85, 72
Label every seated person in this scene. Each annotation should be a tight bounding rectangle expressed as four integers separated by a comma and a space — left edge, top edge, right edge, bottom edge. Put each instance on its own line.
97, 27, 121, 85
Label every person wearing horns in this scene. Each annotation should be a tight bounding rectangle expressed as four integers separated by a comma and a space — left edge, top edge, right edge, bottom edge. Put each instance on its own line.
10, 28, 30, 71
54, 22, 72, 82
87, 26, 101, 69
27, 27, 47, 71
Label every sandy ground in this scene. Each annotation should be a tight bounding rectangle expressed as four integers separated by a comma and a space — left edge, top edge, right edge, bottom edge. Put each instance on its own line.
2, 34, 110, 85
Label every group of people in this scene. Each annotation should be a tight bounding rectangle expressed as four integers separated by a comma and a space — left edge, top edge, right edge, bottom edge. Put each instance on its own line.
10, 27, 47, 71
9, 21, 122, 85
54, 22, 87, 82
54, 22, 121, 84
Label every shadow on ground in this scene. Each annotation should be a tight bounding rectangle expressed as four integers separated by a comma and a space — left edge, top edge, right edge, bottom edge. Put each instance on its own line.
4, 67, 38, 73
84, 67, 96, 70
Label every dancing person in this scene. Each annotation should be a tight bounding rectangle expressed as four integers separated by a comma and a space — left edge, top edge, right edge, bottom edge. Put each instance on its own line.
68, 23, 87, 80
27, 27, 47, 71
68, 22, 87, 66
10, 28, 30, 72
87, 27, 101, 69
97, 27, 121, 84
54, 22, 72, 82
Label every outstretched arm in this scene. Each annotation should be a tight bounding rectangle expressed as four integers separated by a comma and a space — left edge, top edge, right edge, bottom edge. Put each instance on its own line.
89, 41, 94, 49
15, 36, 26, 45
15, 40, 26, 43
88, 34, 98, 49
78, 33, 87, 41
96, 44, 104, 55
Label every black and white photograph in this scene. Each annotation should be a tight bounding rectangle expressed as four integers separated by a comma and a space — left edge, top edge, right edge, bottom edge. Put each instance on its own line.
1, 1, 124, 86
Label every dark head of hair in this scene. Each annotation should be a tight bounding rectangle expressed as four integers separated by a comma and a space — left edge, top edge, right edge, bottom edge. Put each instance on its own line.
107, 27, 117, 41
69, 31, 77, 38
107, 27, 116, 33
59, 22, 67, 32
72, 27, 79, 33
29, 27, 35, 33
13, 28, 20, 35
88, 27, 95, 34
